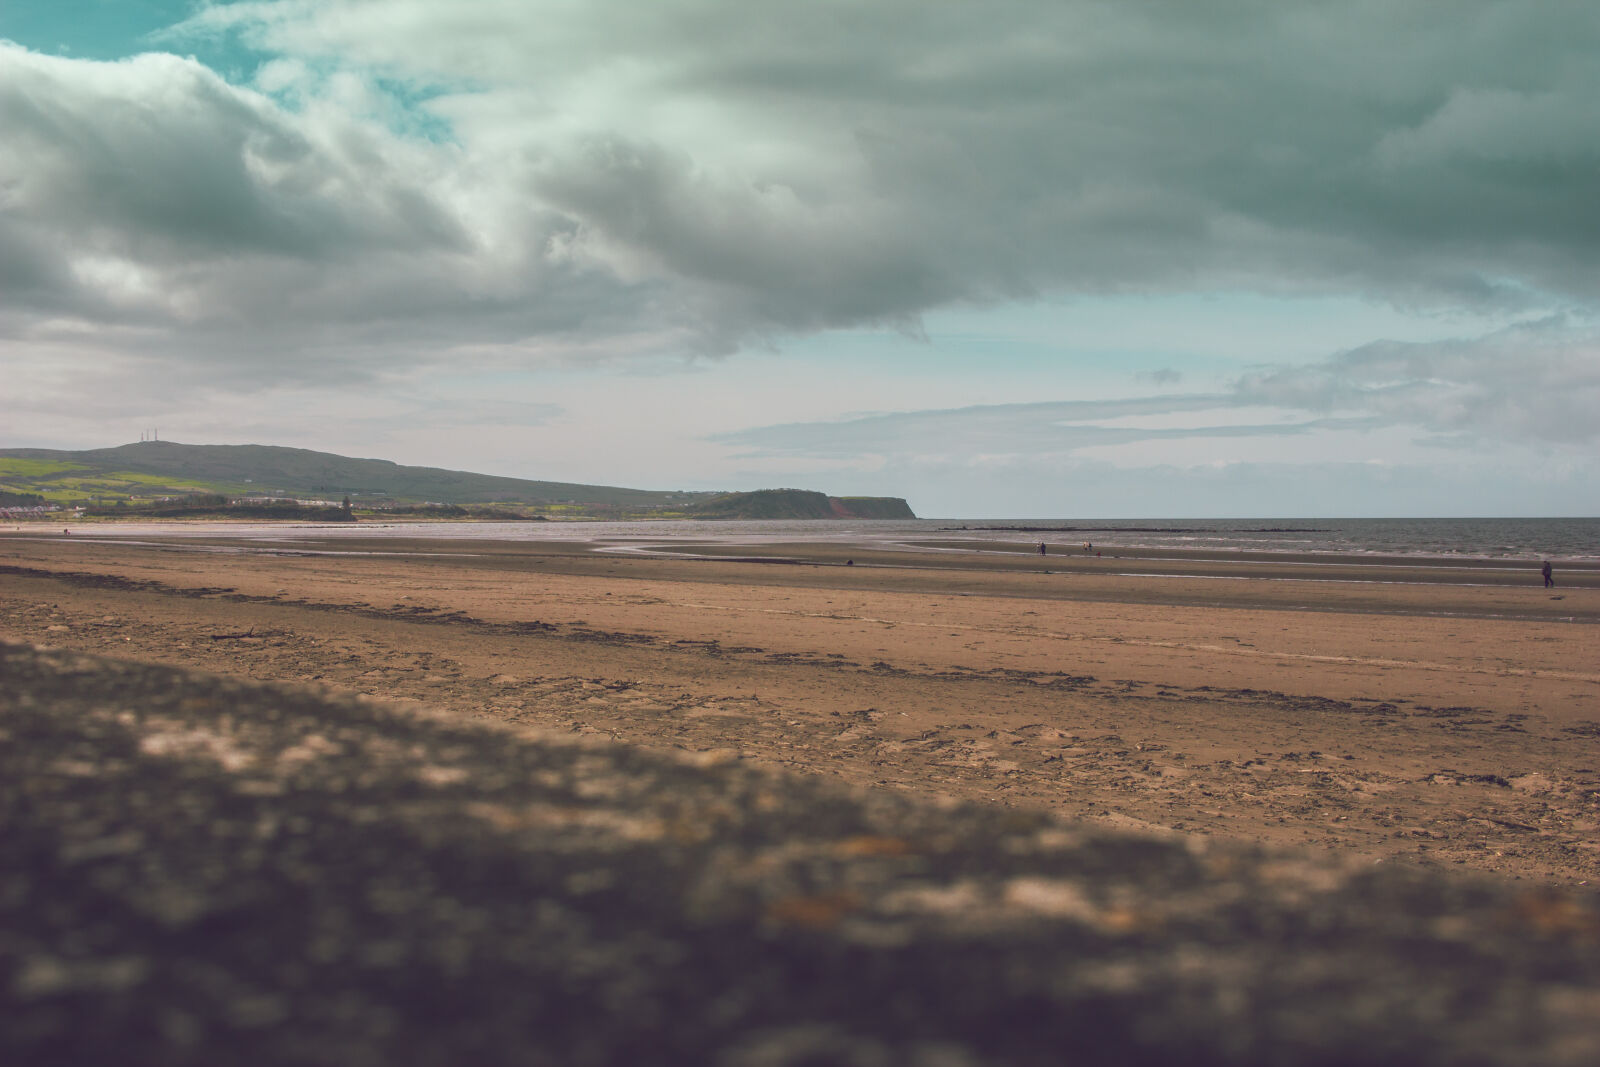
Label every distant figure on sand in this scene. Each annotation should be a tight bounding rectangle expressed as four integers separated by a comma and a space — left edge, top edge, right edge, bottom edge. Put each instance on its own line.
1039, 542, 1046, 556
1083, 541, 1091, 553
1543, 561, 1554, 588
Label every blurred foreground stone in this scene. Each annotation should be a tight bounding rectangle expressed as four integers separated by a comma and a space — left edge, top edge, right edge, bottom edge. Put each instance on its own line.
2, 640, 1598, 1066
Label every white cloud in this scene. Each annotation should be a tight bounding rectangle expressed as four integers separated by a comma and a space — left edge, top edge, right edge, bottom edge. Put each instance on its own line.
0, 40, 665, 383
3, 1, 1600, 384
1235, 318, 1600, 445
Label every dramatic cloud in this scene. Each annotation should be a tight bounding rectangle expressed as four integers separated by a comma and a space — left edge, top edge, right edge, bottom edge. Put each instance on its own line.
0, 41, 674, 379
177, 0, 1600, 314
5, 0, 1600, 381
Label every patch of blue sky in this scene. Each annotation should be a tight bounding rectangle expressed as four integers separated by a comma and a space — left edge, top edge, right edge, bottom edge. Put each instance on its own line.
2, 2, 461, 143
368, 74, 467, 145
3, 0, 241, 67
775, 291, 1495, 405
250, 53, 466, 143
771, 294, 1427, 398
925, 293, 1505, 362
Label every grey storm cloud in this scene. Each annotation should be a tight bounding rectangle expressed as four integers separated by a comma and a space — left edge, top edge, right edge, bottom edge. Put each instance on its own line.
0, 43, 657, 374
1, 52, 459, 260
6, 0, 1600, 373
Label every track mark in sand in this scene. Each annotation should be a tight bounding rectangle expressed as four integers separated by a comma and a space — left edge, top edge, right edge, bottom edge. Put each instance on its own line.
1107, 640, 1600, 684
11, 563, 1594, 701
673, 598, 1600, 685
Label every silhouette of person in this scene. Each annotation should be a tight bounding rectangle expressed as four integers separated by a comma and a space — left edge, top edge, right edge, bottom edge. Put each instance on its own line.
1038, 542, 1046, 556
1542, 561, 1554, 588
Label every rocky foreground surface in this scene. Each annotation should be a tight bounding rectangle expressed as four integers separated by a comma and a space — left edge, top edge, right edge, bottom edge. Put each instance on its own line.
3, 640, 1598, 1066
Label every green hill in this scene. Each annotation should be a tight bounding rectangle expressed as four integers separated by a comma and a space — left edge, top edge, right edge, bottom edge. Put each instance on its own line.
0, 442, 709, 511
685, 489, 915, 520
0, 442, 916, 519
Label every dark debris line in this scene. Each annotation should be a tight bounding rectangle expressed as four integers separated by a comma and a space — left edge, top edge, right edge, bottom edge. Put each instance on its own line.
1, 641, 1597, 1066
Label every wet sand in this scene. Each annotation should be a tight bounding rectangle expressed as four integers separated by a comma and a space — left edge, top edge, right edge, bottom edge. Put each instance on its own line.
4, 529, 1598, 885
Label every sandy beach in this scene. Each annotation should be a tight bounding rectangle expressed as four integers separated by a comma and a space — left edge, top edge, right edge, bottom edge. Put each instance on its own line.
4, 528, 1598, 885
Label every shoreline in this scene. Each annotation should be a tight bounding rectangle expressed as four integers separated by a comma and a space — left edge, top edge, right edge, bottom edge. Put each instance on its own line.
6, 530, 1597, 630
7, 529, 1595, 618
5, 514, 1598, 564
9, 524, 1600, 568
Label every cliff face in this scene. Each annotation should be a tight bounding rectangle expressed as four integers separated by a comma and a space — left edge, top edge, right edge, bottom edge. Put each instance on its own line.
687, 489, 915, 520
829, 495, 917, 519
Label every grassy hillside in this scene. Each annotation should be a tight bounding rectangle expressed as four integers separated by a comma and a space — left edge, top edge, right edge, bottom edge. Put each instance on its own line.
0, 442, 710, 510
0, 442, 916, 519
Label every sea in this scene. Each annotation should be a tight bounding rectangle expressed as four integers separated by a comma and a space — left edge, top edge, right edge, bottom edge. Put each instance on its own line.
59, 516, 1600, 562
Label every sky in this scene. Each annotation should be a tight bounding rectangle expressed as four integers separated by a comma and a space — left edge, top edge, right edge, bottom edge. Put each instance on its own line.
3, 1, 1598, 517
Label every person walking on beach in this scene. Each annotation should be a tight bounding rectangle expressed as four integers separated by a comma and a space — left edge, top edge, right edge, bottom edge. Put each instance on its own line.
1039, 542, 1047, 556
1542, 561, 1554, 588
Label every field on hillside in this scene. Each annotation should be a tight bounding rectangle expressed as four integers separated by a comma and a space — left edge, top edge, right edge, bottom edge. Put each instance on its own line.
0, 457, 257, 505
